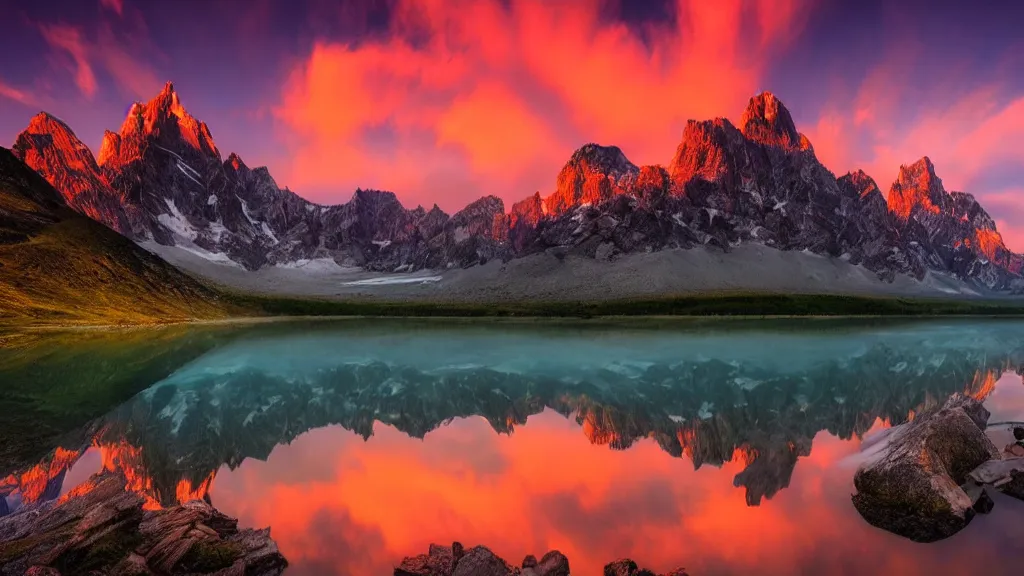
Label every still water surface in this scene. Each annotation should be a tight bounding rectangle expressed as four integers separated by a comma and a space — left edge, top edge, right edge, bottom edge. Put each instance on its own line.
3, 319, 1024, 575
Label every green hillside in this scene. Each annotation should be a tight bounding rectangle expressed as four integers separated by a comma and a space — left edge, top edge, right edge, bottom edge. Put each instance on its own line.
0, 147, 230, 328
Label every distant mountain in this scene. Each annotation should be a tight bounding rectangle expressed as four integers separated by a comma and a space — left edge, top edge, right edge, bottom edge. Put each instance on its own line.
0, 146, 227, 326
13, 85, 1024, 292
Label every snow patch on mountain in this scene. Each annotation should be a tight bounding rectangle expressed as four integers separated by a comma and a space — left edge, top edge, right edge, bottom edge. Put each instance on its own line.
342, 275, 443, 286
158, 198, 198, 241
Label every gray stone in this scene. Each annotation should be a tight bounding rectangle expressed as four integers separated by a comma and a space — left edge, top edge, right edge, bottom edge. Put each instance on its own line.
851, 394, 1001, 542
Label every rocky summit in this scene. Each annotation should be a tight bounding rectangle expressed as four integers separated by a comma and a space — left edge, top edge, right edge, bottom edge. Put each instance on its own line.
13, 86, 1024, 291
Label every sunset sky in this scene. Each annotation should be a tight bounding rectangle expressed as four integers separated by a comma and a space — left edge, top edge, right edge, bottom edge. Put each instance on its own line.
1, 0, 1022, 248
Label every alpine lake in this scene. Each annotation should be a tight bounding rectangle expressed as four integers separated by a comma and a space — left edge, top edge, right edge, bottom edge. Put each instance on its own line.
2, 317, 1024, 575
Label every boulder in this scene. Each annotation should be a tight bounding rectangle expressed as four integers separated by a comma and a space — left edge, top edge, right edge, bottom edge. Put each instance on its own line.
851, 394, 1000, 542
534, 550, 569, 576
452, 546, 517, 576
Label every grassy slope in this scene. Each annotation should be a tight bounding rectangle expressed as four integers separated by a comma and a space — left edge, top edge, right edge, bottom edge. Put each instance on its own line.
0, 148, 233, 328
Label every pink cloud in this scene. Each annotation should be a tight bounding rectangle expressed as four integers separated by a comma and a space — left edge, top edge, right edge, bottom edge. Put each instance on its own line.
100, 0, 124, 17
272, 0, 816, 210
0, 80, 41, 108
35, 14, 161, 103
38, 24, 98, 98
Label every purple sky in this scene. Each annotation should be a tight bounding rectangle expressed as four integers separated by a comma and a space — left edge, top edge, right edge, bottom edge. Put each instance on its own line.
1, 0, 1022, 248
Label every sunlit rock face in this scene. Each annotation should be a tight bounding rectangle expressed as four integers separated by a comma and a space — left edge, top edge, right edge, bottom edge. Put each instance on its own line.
543, 144, 639, 217
886, 157, 1021, 289
8, 321, 1024, 512
16, 85, 1023, 289
739, 92, 805, 152
12, 113, 132, 234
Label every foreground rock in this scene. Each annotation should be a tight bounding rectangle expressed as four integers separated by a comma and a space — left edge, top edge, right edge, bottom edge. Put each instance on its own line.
395, 543, 687, 576
851, 394, 1001, 542
0, 473, 286, 575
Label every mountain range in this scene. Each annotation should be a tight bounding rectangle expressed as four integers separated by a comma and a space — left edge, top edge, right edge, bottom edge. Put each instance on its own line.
10, 82, 1024, 294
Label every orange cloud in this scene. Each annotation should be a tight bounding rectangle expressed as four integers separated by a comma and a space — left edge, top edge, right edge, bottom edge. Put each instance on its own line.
273, 0, 815, 210
39, 24, 98, 98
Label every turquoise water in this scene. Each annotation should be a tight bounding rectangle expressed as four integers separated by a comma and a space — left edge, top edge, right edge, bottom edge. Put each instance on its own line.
2, 319, 1024, 574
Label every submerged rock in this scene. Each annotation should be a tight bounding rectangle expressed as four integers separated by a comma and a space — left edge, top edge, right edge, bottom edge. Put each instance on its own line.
0, 472, 286, 575
851, 394, 1000, 542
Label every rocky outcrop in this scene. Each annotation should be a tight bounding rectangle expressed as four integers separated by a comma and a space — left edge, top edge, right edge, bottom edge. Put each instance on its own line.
0, 472, 286, 575
851, 394, 1001, 542
396, 543, 684, 576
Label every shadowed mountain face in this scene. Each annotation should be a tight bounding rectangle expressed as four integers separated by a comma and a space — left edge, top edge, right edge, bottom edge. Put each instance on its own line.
4, 320, 1024, 515
13, 86, 1024, 291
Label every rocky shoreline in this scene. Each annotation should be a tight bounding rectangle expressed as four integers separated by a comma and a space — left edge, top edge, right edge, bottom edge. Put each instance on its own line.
0, 473, 286, 576
395, 542, 689, 576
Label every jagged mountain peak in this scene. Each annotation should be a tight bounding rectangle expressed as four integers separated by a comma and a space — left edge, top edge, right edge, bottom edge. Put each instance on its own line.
14, 112, 96, 168
888, 156, 948, 220
839, 169, 883, 200
24, 111, 74, 134
225, 152, 247, 173
740, 91, 802, 151
460, 194, 504, 212
111, 81, 220, 161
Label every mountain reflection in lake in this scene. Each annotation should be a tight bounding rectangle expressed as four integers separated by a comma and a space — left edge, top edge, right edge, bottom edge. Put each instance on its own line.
3, 319, 1024, 575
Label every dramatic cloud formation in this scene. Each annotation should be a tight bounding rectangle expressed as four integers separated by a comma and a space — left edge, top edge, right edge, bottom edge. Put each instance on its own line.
275, 0, 813, 209
0, 0, 1021, 248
